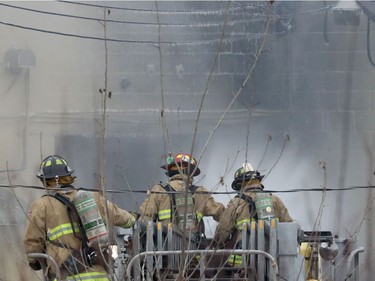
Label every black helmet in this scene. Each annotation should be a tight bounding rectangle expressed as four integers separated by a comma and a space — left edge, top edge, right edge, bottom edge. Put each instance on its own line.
36, 155, 74, 180
231, 163, 264, 191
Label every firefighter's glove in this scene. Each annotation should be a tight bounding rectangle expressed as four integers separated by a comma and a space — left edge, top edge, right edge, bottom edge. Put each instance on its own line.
63, 255, 80, 275
130, 211, 140, 220
29, 261, 42, 271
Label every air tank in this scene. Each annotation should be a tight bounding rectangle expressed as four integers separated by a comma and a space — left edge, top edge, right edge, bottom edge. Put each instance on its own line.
73, 190, 109, 251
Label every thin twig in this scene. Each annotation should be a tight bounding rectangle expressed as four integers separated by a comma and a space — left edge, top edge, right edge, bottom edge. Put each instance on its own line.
263, 134, 289, 181
197, 17, 271, 168
155, 1, 171, 161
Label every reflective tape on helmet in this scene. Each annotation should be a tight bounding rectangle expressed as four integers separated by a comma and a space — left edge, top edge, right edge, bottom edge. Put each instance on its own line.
166, 155, 174, 164
65, 271, 109, 281
158, 209, 171, 220
47, 223, 79, 241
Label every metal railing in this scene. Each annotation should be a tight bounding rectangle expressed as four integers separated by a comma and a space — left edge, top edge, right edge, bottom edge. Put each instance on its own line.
130, 221, 198, 280
124, 219, 283, 281
27, 253, 61, 281
125, 249, 279, 281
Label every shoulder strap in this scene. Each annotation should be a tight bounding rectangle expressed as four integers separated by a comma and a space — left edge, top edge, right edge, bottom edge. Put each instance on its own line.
188, 185, 206, 238
188, 185, 197, 208
161, 184, 198, 220
44, 193, 95, 267
161, 184, 177, 220
235, 193, 257, 220
188, 185, 198, 208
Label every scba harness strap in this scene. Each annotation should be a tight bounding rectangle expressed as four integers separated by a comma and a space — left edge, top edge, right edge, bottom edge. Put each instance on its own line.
161, 183, 208, 248
159, 183, 199, 221
161, 184, 197, 231
43, 192, 97, 268
235, 193, 258, 221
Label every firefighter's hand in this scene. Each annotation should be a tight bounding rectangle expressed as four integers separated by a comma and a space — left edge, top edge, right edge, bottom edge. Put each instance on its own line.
29, 261, 42, 271
130, 211, 140, 220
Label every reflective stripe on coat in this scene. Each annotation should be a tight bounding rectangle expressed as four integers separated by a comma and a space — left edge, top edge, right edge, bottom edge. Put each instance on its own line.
24, 188, 136, 276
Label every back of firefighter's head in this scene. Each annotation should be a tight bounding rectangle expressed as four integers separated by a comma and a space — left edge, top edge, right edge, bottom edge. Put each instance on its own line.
36, 155, 75, 187
161, 153, 201, 178
231, 163, 264, 191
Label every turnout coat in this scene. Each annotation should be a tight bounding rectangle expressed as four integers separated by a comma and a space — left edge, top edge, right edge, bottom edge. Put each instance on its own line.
23, 187, 136, 280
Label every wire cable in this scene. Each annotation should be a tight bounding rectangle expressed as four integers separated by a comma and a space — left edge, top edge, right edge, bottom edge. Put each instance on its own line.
0, 19, 270, 45
0, 2, 270, 28
1, 183, 375, 194
57, 0, 263, 16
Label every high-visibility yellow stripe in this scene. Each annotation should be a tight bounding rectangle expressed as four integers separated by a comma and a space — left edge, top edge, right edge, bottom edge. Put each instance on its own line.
48, 223, 78, 241
120, 217, 135, 228
158, 209, 171, 220
228, 254, 243, 265
235, 219, 250, 230
196, 212, 203, 222
65, 271, 109, 281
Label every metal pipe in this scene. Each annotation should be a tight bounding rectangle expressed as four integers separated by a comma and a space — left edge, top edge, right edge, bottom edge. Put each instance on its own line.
345, 247, 365, 280
27, 253, 61, 281
126, 249, 279, 281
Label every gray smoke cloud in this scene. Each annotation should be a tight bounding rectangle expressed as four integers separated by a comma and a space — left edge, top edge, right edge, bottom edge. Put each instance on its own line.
0, 1, 374, 279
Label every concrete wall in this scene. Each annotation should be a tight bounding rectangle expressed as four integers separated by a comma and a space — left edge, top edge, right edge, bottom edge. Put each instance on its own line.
0, 1, 374, 280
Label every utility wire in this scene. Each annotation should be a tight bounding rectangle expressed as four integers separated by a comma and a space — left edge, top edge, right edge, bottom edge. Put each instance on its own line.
0, 2, 271, 28
57, 0, 263, 15
0, 19, 269, 45
2, 184, 375, 194
0, 20, 158, 43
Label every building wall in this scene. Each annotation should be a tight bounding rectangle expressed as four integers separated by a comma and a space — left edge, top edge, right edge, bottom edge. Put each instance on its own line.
0, 1, 374, 279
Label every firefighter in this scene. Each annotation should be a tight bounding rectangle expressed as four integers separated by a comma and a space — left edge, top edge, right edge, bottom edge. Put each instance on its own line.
212, 163, 292, 269
139, 152, 224, 242
23, 155, 137, 281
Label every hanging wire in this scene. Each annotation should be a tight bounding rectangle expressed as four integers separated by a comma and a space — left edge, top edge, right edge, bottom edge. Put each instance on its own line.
0, 2, 272, 28
57, 0, 263, 16
0, 19, 274, 45
1, 183, 375, 194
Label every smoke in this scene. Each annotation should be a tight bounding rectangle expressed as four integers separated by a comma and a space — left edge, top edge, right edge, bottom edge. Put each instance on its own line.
0, 1, 374, 279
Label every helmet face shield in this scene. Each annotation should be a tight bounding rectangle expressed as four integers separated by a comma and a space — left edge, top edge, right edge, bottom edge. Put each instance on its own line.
37, 155, 74, 180
161, 153, 201, 176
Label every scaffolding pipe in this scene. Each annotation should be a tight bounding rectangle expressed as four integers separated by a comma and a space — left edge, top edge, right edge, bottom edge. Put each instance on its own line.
125, 249, 279, 281
345, 247, 365, 281
27, 253, 61, 281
